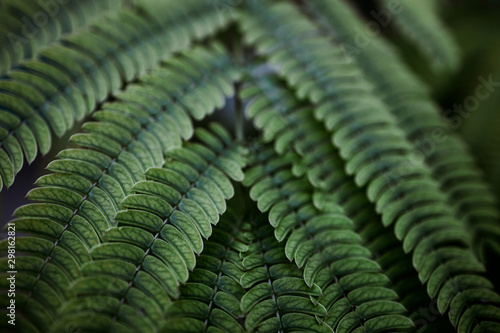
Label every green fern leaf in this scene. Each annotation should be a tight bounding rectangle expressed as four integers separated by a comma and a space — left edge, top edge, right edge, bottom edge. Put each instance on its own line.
1, 45, 238, 331
241, 74, 437, 321
244, 145, 414, 333
160, 207, 250, 333
0, 0, 128, 75
0, 0, 234, 190
239, 2, 500, 331
377, 0, 460, 71
0, 1, 499, 333
49, 124, 247, 332
304, 0, 500, 264
240, 213, 332, 333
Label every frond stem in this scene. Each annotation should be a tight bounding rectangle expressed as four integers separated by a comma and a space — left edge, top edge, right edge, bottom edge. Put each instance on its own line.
233, 28, 244, 142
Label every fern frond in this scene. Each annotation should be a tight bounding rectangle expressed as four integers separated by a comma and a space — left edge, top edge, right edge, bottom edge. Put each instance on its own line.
0, 45, 238, 332
303, 0, 500, 263
161, 206, 250, 333
0, 0, 127, 75
239, 209, 332, 333
0, 1, 497, 332
238, 2, 500, 331
0, 0, 232, 190
377, 0, 460, 72
243, 146, 414, 333
241, 74, 437, 318
49, 124, 247, 332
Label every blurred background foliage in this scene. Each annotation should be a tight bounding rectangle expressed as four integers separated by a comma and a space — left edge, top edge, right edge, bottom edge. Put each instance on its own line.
377, 0, 500, 212
1, 0, 500, 228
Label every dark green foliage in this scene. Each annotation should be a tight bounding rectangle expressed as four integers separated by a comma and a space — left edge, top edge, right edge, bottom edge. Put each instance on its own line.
0, 0, 232, 189
240, 75, 433, 317
240, 213, 332, 333
1, 1, 499, 333
238, 3, 500, 331
0, 0, 127, 75
48, 123, 247, 332
377, 0, 460, 72
304, 0, 500, 264
161, 208, 249, 333
1, 44, 240, 332
244, 146, 414, 333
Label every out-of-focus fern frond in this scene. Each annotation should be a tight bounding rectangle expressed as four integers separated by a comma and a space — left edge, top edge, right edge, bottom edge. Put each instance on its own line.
0, 0, 233, 190
377, 0, 460, 72
0, 0, 128, 75
303, 0, 500, 261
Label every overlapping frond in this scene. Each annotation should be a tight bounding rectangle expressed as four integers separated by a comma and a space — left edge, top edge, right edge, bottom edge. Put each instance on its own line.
304, 0, 500, 264
243, 146, 414, 333
161, 207, 250, 333
241, 75, 436, 317
50, 124, 247, 332
0, 1, 498, 333
0, 45, 238, 332
240, 210, 332, 333
377, 0, 460, 71
0, 0, 233, 190
239, 2, 500, 331
0, 0, 127, 75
